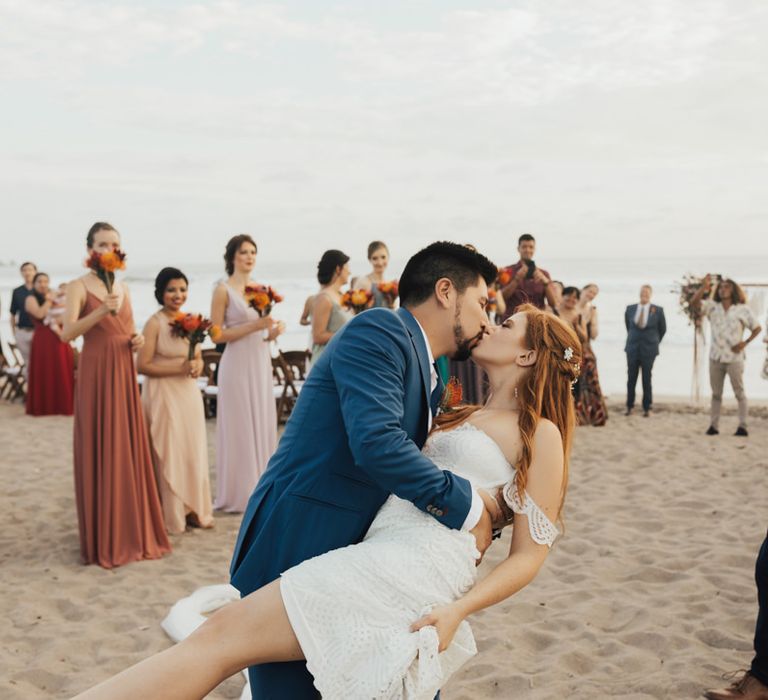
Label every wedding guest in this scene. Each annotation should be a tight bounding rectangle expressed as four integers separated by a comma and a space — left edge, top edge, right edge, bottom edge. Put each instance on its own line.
351, 241, 396, 308
299, 294, 315, 326
210, 234, 285, 512
691, 275, 762, 437
624, 285, 666, 417
499, 234, 557, 319
548, 280, 564, 314
138, 268, 214, 534
310, 249, 353, 368
704, 533, 768, 700
24, 272, 75, 416
578, 283, 600, 341
9, 261, 37, 377
62, 222, 170, 568
569, 284, 607, 426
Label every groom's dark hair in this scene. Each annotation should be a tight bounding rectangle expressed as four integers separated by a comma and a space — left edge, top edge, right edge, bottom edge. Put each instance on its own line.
399, 242, 497, 307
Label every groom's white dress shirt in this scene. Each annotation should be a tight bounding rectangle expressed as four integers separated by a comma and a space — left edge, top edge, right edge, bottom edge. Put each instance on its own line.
415, 318, 483, 531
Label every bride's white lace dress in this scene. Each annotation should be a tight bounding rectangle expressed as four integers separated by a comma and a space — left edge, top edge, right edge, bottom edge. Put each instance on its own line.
279, 422, 559, 699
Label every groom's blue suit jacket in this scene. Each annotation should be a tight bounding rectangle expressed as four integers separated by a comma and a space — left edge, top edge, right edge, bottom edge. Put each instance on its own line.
230, 307, 474, 698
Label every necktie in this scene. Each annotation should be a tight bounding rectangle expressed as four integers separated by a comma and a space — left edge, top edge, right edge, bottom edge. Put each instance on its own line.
638, 306, 647, 329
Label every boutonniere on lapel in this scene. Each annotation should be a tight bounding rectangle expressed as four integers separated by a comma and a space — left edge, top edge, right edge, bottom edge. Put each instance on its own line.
438, 377, 463, 415
650, 306, 657, 315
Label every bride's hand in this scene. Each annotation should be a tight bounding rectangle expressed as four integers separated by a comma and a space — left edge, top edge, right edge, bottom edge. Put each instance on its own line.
410, 603, 465, 653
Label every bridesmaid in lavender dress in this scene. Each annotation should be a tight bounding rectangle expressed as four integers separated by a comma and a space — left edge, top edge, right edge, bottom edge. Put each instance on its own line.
210, 235, 286, 512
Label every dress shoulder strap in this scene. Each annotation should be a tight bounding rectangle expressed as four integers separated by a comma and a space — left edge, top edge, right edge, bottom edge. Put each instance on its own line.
501, 482, 560, 547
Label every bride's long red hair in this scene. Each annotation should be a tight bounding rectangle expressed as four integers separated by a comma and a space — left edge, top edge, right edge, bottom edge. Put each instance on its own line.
434, 304, 581, 519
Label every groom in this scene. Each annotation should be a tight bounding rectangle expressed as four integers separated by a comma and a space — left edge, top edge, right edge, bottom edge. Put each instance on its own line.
230, 241, 500, 698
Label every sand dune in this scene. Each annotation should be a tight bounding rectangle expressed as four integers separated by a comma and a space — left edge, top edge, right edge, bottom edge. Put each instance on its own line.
0, 399, 765, 699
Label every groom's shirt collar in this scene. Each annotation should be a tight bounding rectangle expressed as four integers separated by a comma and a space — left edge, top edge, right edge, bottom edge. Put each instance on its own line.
413, 317, 437, 393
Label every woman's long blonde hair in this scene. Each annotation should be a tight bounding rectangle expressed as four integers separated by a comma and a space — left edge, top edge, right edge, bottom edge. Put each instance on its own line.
434, 304, 581, 519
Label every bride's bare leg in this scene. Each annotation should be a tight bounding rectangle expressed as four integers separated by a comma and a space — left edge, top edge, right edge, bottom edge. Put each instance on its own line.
73, 580, 303, 700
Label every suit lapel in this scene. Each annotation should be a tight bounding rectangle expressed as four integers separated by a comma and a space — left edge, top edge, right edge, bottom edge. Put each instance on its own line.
396, 308, 432, 419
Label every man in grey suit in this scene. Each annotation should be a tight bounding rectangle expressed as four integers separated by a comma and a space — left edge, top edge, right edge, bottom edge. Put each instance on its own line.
625, 284, 666, 416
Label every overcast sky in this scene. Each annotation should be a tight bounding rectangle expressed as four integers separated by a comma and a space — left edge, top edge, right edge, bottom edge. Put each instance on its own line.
1, 0, 766, 268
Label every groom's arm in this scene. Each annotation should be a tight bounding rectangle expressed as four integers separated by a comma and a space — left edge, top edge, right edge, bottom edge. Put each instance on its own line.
330, 311, 475, 531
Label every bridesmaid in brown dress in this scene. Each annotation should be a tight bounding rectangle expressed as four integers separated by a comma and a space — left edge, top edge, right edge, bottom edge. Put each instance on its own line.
62, 222, 170, 568
137, 267, 214, 534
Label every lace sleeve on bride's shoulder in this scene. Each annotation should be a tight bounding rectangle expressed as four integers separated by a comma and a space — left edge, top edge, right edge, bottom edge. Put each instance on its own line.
501, 482, 560, 548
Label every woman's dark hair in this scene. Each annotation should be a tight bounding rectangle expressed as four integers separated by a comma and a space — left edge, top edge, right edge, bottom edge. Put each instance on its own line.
714, 278, 747, 304
20, 261, 37, 272
154, 267, 189, 305
317, 250, 350, 285
87, 222, 118, 248
398, 242, 497, 307
224, 234, 258, 276
367, 241, 388, 259
562, 286, 581, 299
32, 272, 49, 305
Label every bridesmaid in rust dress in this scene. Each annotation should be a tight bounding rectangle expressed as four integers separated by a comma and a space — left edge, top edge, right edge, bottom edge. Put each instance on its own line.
62, 222, 170, 568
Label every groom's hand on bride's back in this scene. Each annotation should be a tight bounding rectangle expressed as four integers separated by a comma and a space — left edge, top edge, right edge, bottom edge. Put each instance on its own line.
470, 490, 499, 564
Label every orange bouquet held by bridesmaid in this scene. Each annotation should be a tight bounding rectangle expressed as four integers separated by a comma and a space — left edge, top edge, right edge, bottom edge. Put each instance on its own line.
377, 280, 399, 306
245, 284, 283, 317
487, 288, 498, 317
169, 313, 221, 360
341, 288, 373, 314
495, 267, 512, 289
85, 248, 127, 314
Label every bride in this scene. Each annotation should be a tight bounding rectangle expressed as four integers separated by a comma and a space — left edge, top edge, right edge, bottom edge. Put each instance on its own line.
74, 304, 581, 700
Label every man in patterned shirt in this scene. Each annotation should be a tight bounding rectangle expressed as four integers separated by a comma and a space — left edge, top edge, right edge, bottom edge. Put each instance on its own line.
692, 275, 762, 437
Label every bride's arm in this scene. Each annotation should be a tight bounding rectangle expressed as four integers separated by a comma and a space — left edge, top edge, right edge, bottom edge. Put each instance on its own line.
411, 419, 564, 651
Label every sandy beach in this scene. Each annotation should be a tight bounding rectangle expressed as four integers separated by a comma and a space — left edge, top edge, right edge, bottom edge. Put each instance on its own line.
1, 399, 766, 699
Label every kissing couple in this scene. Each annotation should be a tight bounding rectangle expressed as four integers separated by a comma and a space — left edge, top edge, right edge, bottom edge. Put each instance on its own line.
76, 242, 582, 700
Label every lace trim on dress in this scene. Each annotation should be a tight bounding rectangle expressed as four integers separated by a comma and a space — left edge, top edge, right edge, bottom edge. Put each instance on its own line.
502, 482, 560, 547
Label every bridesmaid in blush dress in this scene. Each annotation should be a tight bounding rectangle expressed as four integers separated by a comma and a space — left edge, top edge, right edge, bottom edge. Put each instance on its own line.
24, 272, 75, 416
210, 235, 285, 512
62, 222, 170, 568
138, 267, 214, 534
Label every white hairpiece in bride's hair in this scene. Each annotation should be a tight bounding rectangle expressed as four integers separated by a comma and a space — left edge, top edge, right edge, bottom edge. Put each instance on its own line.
562, 347, 580, 387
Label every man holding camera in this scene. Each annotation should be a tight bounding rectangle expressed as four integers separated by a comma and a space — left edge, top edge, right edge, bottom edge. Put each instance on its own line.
500, 233, 557, 319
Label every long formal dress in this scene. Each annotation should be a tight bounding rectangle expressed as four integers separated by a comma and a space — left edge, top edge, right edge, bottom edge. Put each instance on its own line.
214, 285, 277, 513
309, 294, 352, 368
574, 319, 607, 427
142, 311, 214, 534
73, 288, 171, 568
26, 316, 75, 416
279, 422, 558, 699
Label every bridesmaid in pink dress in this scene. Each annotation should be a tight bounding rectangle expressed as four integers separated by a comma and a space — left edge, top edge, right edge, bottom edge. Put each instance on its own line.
138, 267, 214, 534
210, 235, 286, 512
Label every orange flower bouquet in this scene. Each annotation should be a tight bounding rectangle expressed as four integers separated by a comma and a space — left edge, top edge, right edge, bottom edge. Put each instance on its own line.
85, 249, 127, 314
244, 284, 283, 317
495, 266, 512, 289
170, 313, 221, 360
487, 288, 498, 317
341, 289, 373, 314
377, 280, 399, 306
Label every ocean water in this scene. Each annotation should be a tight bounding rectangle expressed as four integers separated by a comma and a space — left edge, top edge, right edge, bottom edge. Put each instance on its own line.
2, 255, 766, 401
